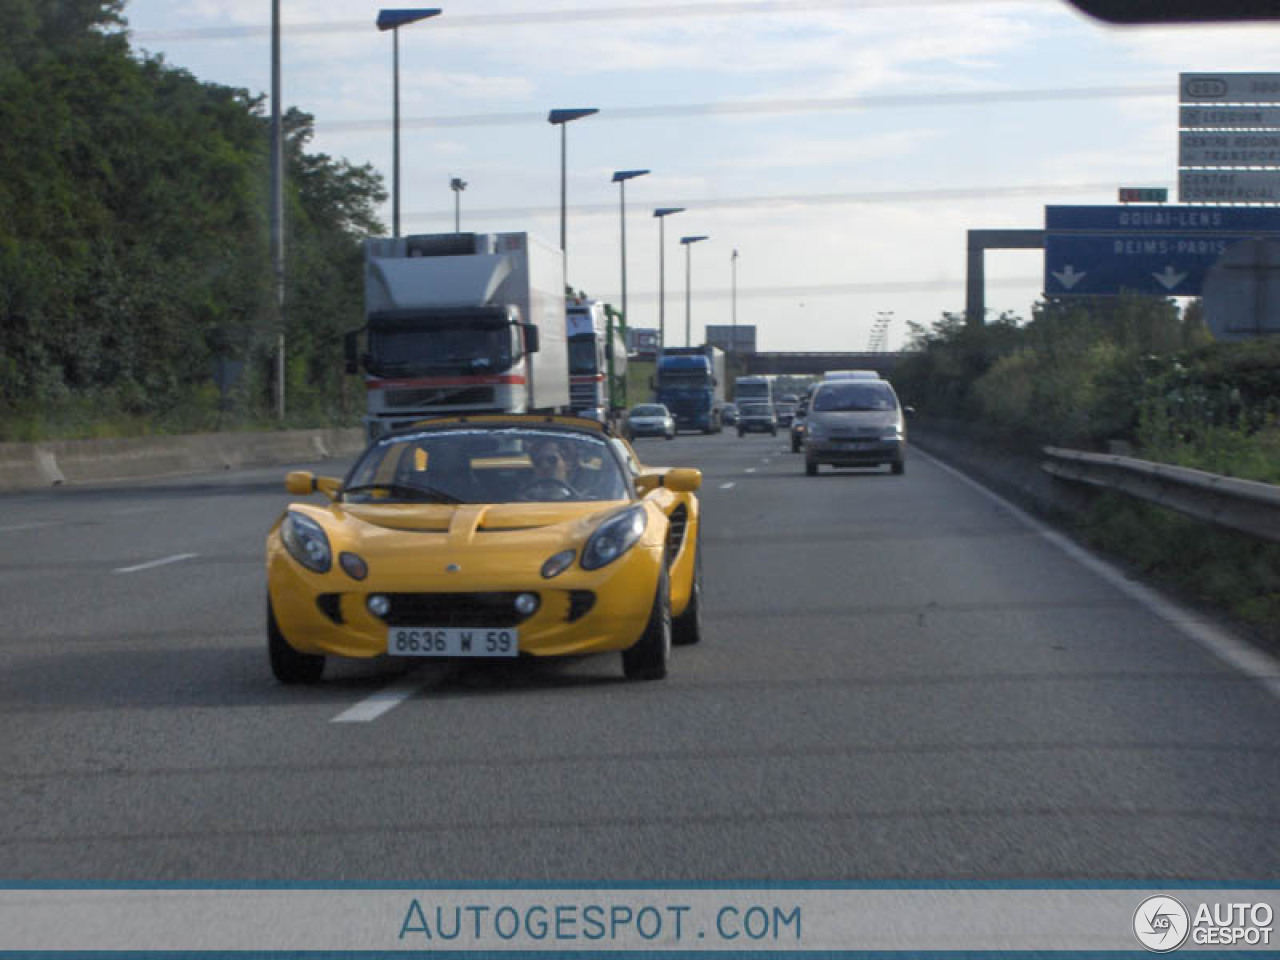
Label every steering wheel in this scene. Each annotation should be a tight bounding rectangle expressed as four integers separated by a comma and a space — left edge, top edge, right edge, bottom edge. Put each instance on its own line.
521, 478, 580, 501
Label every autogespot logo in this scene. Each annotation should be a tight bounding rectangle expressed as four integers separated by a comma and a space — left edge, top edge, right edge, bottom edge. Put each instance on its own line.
1134, 896, 1191, 953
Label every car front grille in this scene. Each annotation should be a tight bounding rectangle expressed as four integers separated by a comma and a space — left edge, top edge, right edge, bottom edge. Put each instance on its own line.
567, 591, 596, 622
381, 592, 533, 627
384, 387, 496, 408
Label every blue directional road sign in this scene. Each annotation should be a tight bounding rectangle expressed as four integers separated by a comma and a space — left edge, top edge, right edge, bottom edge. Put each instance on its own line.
1044, 205, 1280, 297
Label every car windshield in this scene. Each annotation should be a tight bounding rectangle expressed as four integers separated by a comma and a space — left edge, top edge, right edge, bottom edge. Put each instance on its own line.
813, 383, 898, 412
344, 428, 630, 504
631, 405, 667, 417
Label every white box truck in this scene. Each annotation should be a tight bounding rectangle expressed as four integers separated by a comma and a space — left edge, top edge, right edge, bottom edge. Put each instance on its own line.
345, 232, 569, 440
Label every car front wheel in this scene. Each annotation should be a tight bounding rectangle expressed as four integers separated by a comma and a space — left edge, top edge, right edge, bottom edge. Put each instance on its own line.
623, 568, 671, 681
805, 459, 818, 476
268, 599, 325, 684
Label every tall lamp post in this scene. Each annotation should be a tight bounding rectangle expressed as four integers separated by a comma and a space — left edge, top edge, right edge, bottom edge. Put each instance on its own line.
377, 7, 442, 239
611, 169, 649, 334
652, 207, 685, 350
450, 176, 467, 232
548, 108, 599, 275
731, 248, 739, 356
680, 235, 709, 347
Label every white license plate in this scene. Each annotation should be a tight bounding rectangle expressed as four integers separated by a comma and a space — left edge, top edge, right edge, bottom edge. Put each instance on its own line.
387, 627, 518, 658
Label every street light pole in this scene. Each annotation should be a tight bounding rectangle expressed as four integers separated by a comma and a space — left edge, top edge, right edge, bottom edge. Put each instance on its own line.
652, 207, 684, 351
731, 248, 739, 356
611, 169, 649, 334
450, 176, 467, 232
547, 108, 599, 276
377, 8, 442, 239
680, 235, 709, 347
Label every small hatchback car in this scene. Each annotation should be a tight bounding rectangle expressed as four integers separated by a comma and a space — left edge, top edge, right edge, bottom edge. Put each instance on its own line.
803, 379, 907, 475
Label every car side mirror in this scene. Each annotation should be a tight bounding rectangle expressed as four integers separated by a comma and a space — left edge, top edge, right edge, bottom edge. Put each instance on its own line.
286, 471, 340, 501
903, 405, 917, 418
663, 468, 702, 492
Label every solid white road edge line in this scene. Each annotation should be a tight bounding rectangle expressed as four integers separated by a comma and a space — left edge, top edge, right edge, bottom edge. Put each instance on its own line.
331, 676, 425, 723
112, 553, 199, 574
914, 447, 1280, 701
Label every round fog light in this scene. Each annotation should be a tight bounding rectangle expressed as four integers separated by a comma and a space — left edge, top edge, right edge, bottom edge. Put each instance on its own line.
367, 594, 391, 618
514, 593, 540, 616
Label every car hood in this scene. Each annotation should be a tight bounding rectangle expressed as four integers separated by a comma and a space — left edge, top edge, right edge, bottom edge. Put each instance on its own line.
336, 500, 624, 537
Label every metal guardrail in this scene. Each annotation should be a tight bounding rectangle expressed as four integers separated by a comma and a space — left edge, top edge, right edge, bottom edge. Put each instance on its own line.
1042, 446, 1280, 543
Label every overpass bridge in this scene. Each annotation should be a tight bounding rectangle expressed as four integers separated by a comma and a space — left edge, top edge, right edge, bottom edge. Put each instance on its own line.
742, 352, 911, 376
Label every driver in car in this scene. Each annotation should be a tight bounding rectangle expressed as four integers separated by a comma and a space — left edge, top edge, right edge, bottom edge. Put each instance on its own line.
523, 438, 579, 500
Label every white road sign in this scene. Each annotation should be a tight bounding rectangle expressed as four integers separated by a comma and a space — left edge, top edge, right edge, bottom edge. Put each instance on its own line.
1181, 106, 1280, 129
1180, 169, 1280, 203
1181, 73, 1280, 105
1180, 131, 1280, 168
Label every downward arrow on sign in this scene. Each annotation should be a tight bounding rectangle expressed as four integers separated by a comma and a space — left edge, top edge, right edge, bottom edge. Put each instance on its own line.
1153, 266, 1188, 291
1052, 264, 1086, 290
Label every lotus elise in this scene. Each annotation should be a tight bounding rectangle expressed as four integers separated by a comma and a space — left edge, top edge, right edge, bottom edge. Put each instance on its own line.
266, 415, 703, 684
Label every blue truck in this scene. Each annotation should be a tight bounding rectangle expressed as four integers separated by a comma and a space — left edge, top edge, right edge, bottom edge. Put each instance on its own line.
654, 345, 726, 434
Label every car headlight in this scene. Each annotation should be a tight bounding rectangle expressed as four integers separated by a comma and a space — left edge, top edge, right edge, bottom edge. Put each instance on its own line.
881, 427, 904, 440
280, 511, 332, 573
806, 422, 826, 440
581, 506, 647, 571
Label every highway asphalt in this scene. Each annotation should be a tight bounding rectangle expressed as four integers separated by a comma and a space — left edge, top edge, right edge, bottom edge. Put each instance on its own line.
0, 433, 1277, 880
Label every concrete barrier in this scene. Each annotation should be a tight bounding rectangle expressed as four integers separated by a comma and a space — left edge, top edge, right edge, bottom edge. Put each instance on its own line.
0, 428, 365, 491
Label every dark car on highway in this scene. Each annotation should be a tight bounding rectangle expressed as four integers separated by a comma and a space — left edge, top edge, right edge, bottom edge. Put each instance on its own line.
737, 402, 777, 437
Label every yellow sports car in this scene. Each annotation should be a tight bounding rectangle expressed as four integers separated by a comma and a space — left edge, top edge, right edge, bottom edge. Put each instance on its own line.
266, 415, 703, 684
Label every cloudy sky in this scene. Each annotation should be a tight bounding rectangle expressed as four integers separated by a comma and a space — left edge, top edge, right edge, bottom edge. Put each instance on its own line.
118, 0, 1275, 351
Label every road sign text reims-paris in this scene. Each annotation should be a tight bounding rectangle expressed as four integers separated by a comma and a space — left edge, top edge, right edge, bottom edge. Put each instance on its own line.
1044, 205, 1280, 297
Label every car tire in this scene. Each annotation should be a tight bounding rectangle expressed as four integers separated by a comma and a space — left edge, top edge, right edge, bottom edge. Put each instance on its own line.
623, 567, 671, 681
665, 431, 674, 440
672, 533, 702, 647
805, 460, 818, 476
892, 459, 905, 475
791, 437, 800, 453
737, 429, 745, 438
770, 427, 777, 436
268, 599, 325, 684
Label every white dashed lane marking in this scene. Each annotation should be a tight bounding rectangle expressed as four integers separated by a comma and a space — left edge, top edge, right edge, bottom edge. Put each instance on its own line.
113, 553, 199, 574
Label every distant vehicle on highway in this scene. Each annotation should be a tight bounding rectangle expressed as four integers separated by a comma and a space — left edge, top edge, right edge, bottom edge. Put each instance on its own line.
626, 403, 676, 440
803, 378, 907, 476
790, 397, 808, 452
721, 402, 739, 427
737, 402, 777, 437
774, 399, 797, 427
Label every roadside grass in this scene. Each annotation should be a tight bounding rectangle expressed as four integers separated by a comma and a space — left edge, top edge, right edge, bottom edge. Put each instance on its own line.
1079, 493, 1280, 648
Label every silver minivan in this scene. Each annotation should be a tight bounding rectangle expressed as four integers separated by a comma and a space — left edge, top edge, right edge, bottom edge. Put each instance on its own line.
803, 379, 907, 476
